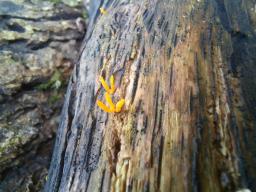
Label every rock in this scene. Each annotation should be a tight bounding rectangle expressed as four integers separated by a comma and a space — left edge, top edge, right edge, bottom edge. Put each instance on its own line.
0, 0, 86, 191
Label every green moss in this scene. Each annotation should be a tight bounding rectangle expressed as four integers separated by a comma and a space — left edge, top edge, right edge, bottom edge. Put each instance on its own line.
43, 0, 83, 7
82, 10, 88, 19
0, 136, 21, 163
62, 0, 83, 7
47, 0, 62, 4
0, 125, 37, 170
49, 91, 62, 105
36, 70, 62, 91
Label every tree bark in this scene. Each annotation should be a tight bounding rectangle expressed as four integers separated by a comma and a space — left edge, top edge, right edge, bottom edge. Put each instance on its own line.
45, 0, 256, 191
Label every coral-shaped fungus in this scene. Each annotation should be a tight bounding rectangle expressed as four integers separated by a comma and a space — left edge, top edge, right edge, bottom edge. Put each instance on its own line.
97, 75, 125, 113
99, 75, 115, 94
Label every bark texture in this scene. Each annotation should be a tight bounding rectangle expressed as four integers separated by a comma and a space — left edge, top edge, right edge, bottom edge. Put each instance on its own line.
45, 0, 256, 191
0, 0, 85, 191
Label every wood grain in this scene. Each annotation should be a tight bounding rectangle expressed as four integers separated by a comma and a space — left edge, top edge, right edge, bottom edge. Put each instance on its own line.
45, 0, 256, 191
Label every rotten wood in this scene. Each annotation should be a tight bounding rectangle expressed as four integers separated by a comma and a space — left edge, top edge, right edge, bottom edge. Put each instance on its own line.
45, 0, 256, 191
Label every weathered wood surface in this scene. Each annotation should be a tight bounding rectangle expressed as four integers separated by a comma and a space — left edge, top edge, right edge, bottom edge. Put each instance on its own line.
45, 0, 256, 191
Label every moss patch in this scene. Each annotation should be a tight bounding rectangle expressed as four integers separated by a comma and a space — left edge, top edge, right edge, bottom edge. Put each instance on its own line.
36, 70, 63, 91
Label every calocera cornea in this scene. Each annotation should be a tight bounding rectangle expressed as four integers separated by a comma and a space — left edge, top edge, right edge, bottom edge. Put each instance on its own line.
97, 75, 125, 113
99, 75, 115, 94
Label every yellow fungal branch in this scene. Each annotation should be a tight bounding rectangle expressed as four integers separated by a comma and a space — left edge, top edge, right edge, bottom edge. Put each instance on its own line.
105, 93, 115, 112
110, 75, 115, 94
97, 100, 112, 113
97, 75, 125, 113
99, 76, 115, 94
97, 94, 125, 113
115, 99, 125, 112
100, 7, 107, 15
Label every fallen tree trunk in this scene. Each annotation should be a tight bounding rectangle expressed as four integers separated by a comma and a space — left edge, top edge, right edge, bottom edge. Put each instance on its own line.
45, 0, 256, 191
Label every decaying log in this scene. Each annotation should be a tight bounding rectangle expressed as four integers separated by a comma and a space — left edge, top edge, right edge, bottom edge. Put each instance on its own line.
45, 0, 256, 191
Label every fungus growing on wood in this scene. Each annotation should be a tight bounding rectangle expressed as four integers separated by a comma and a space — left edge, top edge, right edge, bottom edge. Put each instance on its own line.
115, 99, 125, 112
97, 75, 125, 113
97, 94, 125, 113
99, 75, 115, 94
100, 7, 107, 15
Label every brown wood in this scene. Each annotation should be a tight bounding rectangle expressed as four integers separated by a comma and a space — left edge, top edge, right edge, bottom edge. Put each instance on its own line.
45, 0, 256, 191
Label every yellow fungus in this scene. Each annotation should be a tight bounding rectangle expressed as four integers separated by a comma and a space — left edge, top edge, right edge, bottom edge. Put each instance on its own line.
115, 99, 125, 112
109, 75, 115, 94
99, 76, 115, 94
99, 76, 111, 93
97, 75, 125, 113
97, 100, 112, 113
100, 7, 107, 15
105, 93, 115, 112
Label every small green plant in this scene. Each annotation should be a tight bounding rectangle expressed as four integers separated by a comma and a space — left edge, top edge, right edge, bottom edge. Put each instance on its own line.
36, 70, 62, 91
